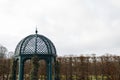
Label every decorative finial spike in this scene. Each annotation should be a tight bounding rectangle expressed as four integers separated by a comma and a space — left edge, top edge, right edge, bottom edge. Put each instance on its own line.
35, 26, 38, 34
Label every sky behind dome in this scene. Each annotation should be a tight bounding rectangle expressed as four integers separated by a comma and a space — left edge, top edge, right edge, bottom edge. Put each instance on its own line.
0, 0, 120, 56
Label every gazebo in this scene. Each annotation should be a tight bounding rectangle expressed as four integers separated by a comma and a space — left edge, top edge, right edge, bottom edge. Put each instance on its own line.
12, 30, 58, 80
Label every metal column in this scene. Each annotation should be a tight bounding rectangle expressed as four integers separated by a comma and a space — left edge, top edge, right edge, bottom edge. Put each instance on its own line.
47, 58, 52, 80
18, 57, 24, 80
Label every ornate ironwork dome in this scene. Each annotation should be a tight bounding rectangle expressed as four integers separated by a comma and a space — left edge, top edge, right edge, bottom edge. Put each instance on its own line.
14, 31, 56, 57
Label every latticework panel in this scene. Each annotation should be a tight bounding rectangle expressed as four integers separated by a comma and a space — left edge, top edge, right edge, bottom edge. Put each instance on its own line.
14, 34, 56, 56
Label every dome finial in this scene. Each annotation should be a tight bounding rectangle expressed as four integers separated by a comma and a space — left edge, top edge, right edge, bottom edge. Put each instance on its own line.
35, 26, 38, 34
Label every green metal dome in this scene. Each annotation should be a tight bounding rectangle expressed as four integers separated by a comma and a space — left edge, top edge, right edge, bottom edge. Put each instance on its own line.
14, 32, 56, 57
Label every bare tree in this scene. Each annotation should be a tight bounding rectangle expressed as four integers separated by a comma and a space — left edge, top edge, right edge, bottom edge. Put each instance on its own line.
6, 51, 14, 58
0, 45, 7, 58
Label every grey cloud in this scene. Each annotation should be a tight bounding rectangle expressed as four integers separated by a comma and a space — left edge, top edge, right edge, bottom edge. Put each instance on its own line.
0, 0, 120, 56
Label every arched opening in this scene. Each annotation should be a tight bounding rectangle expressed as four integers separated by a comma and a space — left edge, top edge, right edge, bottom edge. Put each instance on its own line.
39, 59, 47, 80
23, 58, 54, 80
24, 59, 31, 80
10, 59, 19, 80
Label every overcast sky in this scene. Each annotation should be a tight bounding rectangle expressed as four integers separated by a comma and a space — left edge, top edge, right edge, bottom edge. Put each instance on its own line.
0, 0, 120, 56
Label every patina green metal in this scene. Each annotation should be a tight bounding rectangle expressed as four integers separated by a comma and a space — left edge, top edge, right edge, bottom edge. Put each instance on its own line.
12, 29, 57, 80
